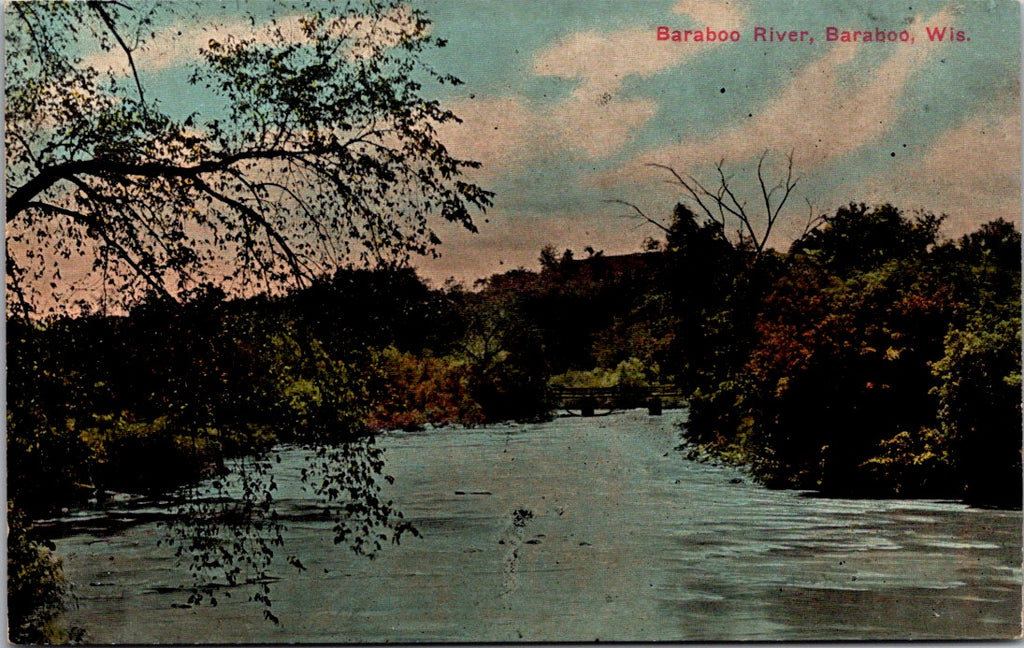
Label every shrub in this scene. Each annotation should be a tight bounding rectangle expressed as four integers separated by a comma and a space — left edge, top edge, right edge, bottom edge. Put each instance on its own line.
7, 502, 79, 644
366, 348, 484, 431
932, 314, 1022, 505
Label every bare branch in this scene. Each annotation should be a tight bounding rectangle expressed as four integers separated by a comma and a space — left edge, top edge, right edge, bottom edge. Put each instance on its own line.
650, 151, 803, 257
760, 150, 798, 251
757, 151, 772, 247
646, 163, 723, 228
604, 199, 671, 234
800, 197, 825, 239
715, 161, 758, 246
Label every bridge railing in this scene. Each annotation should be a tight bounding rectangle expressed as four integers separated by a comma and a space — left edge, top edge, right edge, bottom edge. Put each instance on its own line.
551, 384, 685, 415
550, 384, 685, 398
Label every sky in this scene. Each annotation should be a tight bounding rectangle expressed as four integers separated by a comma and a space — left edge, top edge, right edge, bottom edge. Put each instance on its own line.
45, 0, 1024, 287
415, 0, 1022, 285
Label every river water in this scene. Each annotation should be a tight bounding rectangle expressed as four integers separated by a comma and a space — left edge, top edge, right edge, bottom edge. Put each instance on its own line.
49, 410, 1021, 642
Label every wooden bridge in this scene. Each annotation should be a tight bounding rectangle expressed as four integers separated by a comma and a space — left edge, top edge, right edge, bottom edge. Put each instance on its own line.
551, 384, 685, 416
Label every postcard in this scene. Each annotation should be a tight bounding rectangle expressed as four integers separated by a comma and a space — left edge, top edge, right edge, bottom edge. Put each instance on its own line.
5, 0, 1021, 643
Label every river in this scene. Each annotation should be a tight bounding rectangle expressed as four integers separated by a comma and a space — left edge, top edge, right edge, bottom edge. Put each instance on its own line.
49, 410, 1021, 642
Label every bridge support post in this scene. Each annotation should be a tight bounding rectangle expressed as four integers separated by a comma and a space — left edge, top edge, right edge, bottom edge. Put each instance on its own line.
580, 397, 596, 417
647, 396, 663, 416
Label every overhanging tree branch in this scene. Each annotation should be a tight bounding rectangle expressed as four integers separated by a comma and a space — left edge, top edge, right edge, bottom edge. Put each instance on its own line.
25, 200, 179, 304
190, 176, 312, 286
6, 1, 491, 318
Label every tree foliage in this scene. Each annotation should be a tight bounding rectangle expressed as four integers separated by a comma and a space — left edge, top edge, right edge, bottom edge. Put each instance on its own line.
789, 202, 943, 275
5, 0, 491, 317
679, 202, 1021, 504
932, 311, 1022, 505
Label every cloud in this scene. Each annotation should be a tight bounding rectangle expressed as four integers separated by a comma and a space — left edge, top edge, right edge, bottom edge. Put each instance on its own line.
859, 109, 1021, 234
534, 0, 745, 155
84, 6, 419, 76
672, 0, 745, 31
551, 97, 660, 158
442, 92, 661, 175
602, 8, 953, 189
441, 92, 660, 174
440, 97, 548, 169
531, 24, 689, 158
534, 0, 745, 98
85, 15, 261, 75
443, 0, 747, 172
922, 113, 1020, 197
534, 28, 687, 99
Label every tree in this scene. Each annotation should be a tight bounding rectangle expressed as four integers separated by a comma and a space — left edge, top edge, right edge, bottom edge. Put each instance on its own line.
650, 150, 809, 258
6, 0, 491, 318
789, 202, 943, 276
741, 253, 959, 492
658, 203, 744, 390
5, 0, 490, 629
609, 152, 815, 391
7, 504, 80, 644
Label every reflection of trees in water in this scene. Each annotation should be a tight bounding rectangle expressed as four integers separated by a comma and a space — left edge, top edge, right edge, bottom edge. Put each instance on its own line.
500, 509, 534, 600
